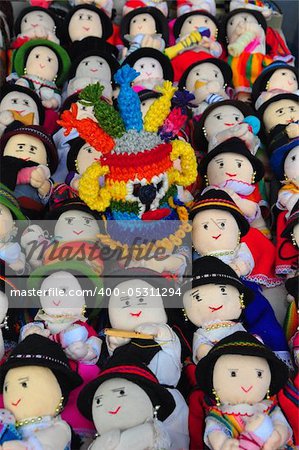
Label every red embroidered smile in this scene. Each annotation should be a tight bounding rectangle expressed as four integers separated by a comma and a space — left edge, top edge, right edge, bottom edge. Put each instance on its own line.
73, 230, 83, 235
39, 64, 45, 69
108, 406, 121, 415
226, 173, 237, 177
209, 305, 223, 312
224, 123, 235, 126
241, 385, 253, 393
90, 68, 98, 73
212, 234, 221, 240
12, 399, 21, 407
53, 300, 61, 306
130, 311, 142, 317
83, 26, 90, 31
15, 110, 25, 114
22, 157, 31, 161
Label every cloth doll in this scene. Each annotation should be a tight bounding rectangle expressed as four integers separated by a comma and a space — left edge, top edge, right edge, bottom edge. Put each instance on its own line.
0, 284, 9, 362
252, 62, 298, 111
0, 334, 82, 450
177, 0, 216, 17
138, 89, 161, 118
66, 69, 197, 277
23, 261, 103, 441
0, 83, 44, 136
194, 99, 260, 155
178, 57, 233, 117
77, 357, 178, 450
123, 0, 168, 17
20, 223, 51, 269
105, 268, 182, 387
0, 123, 58, 218
0, 183, 27, 273
122, 48, 174, 91
275, 201, 298, 281
12, 5, 60, 49
229, 0, 273, 19
62, 4, 113, 47
0, 409, 21, 443
66, 37, 119, 100
120, 7, 169, 59
11, 38, 71, 110
196, 331, 292, 450
199, 137, 270, 237
69, 0, 114, 18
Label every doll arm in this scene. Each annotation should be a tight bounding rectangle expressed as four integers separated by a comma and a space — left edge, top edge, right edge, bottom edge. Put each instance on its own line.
15, 78, 30, 88
106, 335, 131, 356
20, 322, 50, 340
225, 190, 259, 222
23, 420, 71, 450
276, 189, 299, 213
80, 336, 102, 364
230, 243, 254, 277
193, 330, 213, 363
39, 87, 61, 110
204, 417, 239, 450
264, 406, 293, 449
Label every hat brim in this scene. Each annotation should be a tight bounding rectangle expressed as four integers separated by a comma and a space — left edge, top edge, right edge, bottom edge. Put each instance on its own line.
13, 38, 70, 86
77, 366, 175, 421
120, 7, 169, 46
122, 48, 174, 82
257, 92, 298, 117
270, 138, 299, 180
194, 100, 254, 152
178, 58, 232, 90
138, 89, 162, 102
223, 8, 267, 37
199, 137, 265, 182
196, 331, 289, 397
173, 10, 219, 39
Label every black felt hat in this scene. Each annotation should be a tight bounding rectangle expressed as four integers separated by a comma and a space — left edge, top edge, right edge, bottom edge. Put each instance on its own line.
223, 8, 267, 38
120, 7, 169, 46
14, 6, 60, 36
196, 331, 289, 397
138, 89, 162, 103
173, 10, 220, 40
199, 137, 265, 182
190, 188, 250, 236
257, 92, 298, 118
178, 58, 232, 90
122, 47, 174, 82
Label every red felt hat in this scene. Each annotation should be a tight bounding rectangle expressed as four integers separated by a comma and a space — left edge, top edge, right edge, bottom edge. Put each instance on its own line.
171, 50, 212, 83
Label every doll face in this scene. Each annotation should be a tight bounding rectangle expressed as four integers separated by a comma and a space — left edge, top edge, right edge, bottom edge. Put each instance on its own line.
0, 92, 40, 125
267, 69, 298, 93
179, 14, 217, 38
75, 101, 96, 121
129, 13, 156, 36
20, 10, 55, 33
25, 46, 59, 81
75, 56, 111, 81
76, 142, 101, 174
39, 271, 85, 316
0, 204, 14, 241
192, 209, 240, 254
68, 9, 103, 42
140, 97, 156, 118
133, 58, 164, 82
54, 209, 100, 242
92, 378, 153, 434
186, 63, 225, 92
284, 146, 299, 183
292, 223, 299, 246
204, 105, 244, 141
263, 99, 299, 132
4, 366, 62, 421
183, 283, 242, 326
226, 12, 259, 43
3, 134, 47, 165
207, 153, 254, 186
0, 292, 8, 324
108, 279, 167, 331
213, 354, 271, 404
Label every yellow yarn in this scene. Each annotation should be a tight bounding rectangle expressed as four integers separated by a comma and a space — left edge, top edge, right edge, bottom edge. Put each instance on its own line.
78, 162, 111, 212
144, 81, 177, 133
169, 140, 197, 187
107, 180, 127, 201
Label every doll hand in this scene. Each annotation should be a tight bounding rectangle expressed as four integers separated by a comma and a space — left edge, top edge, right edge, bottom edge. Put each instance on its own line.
200, 36, 212, 49
286, 122, 299, 139
141, 35, 163, 50
206, 80, 222, 94
221, 438, 240, 450
30, 166, 48, 189
42, 97, 59, 109
0, 110, 14, 126
92, 429, 121, 450
135, 323, 171, 340
2, 442, 28, 450
38, 180, 51, 197
230, 260, 251, 277
107, 335, 131, 352
65, 341, 89, 361
9, 252, 26, 273
15, 78, 28, 87
196, 343, 213, 361
23, 324, 50, 339
263, 430, 282, 450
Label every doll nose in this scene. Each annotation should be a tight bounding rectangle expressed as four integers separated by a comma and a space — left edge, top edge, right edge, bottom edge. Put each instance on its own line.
139, 185, 157, 207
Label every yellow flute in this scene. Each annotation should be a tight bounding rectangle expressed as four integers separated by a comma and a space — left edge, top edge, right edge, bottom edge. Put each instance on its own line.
104, 328, 156, 340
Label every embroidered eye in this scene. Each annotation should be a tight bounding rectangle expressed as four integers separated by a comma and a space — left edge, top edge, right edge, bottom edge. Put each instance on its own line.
47, 57, 52, 63
81, 106, 87, 111
203, 224, 208, 230
188, 20, 192, 24
230, 370, 237, 377
44, 290, 49, 296
289, 106, 296, 112
243, 16, 248, 21
237, 162, 242, 168
12, 99, 18, 104
23, 100, 29, 106
132, 19, 136, 23
277, 108, 284, 115
139, 298, 144, 303
219, 222, 225, 229
140, 64, 144, 69
29, 146, 36, 152
35, 54, 40, 59
196, 72, 199, 76
195, 294, 201, 302
291, 155, 296, 161
219, 162, 224, 168
256, 370, 263, 378
119, 389, 125, 396
215, 73, 218, 78
234, 115, 240, 121
60, 288, 67, 294
151, 64, 156, 68
204, 19, 208, 23
24, 18, 28, 23
21, 382, 28, 388
220, 287, 226, 293
86, 147, 93, 153
87, 15, 92, 20
79, 14, 83, 19
84, 61, 89, 66
84, 218, 92, 225
66, 218, 73, 224
95, 397, 102, 406
143, 18, 147, 21
125, 300, 130, 306
216, 115, 222, 120
4, 386, 7, 393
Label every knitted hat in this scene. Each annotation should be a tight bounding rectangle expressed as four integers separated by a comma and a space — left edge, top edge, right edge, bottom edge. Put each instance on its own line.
223, 8, 267, 38
63, 4, 113, 45
0, 123, 58, 174
190, 188, 250, 236
184, 256, 253, 303
68, 36, 119, 81
0, 183, 27, 221
194, 100, 254, 152
178, 58, 232, 90
251, 62, 298, 108
199, 137, 265, 182
77, 357, 175, 421
0, 83, 45, 125
173, 10, 220, 40
13, 38, 71, 86
281, 201, 299, 240
196, 331, 289, 397
120, 7, 169, 46
0, 334, 82, 393
14, 6, 60, 36
122, 48, 174, 82
269, 135, 299, 180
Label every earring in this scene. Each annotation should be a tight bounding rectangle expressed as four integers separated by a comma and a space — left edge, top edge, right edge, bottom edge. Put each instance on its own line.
251, 171, 256, 184
265, 80, 270, 91
53, 75, 57, 82
239, 293, 245, 309
291, 232, 297, 247
204, 174, 209, 187
237, 230, 241, 245
23, 67, 27, 75
284, 174, 289, 182
215, 28, 218, 39
81, 304, 87, 317
212, 388, 221, 407
266, 389, 270, 400
55, 396, 64, 415
75, 159, 80, 173
202, 126, 207, 138
223, 83, 227, 90
153, 405, 160, 420
182, 308, 189, 322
